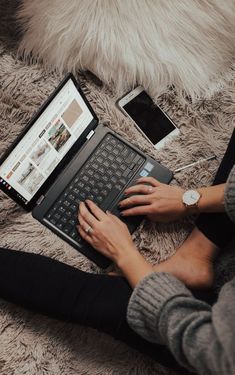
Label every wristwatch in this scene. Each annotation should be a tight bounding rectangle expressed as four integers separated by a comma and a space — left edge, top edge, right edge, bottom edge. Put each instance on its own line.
182, 189, 201, 209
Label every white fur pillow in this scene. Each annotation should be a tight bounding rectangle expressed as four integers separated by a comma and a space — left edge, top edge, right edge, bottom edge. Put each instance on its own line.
17, 0, 235, 98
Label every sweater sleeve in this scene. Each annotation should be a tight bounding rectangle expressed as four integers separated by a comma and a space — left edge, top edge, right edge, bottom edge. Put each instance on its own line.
224, 165, 235, 223
127, 272, 235, 374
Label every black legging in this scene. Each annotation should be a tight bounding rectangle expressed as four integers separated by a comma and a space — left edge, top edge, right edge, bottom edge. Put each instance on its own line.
196, 128, 235, 248
0, 248, 187, 373
192, 128, 235, 304
0, 129, 234, 373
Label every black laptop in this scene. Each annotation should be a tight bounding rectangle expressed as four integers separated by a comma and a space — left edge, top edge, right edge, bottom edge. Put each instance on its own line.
0, 74, 172, 268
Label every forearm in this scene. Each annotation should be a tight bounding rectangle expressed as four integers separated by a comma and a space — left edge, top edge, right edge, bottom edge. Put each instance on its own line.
197, 184, 225, 213
116, 249, 154, 289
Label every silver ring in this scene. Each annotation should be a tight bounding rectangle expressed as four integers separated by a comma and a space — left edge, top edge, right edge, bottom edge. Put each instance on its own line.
148, 186, 153, 193
85, 226, 93, 235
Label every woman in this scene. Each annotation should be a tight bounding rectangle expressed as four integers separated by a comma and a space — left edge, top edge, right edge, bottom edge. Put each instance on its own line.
0, 130, 235, 374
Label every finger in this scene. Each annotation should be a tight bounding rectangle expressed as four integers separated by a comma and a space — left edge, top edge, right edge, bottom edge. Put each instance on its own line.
78, 214, 93, 234
119, 194, 151, 208
136, 177, 161, 187
79, 202, 98, 226
121, 205, 153, 217
86, 200, 107, 221
124, 184, 154, 196
77, 225, 93, 245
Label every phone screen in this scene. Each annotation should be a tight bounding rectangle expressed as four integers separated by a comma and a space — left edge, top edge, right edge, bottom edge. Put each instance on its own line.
123, 91, 176, 145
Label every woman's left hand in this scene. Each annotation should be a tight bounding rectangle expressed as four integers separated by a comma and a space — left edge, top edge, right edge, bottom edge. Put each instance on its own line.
78, 200, 155, 288
77, 200, 138, 264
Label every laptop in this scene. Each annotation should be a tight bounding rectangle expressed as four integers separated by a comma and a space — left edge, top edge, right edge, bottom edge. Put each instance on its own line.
0, 73, 173, 268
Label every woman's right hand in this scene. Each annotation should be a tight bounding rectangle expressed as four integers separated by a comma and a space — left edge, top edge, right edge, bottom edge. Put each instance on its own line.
119, 177, 187, 223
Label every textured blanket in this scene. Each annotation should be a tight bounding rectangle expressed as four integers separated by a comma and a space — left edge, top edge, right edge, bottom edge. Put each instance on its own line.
0, 1, 235, 374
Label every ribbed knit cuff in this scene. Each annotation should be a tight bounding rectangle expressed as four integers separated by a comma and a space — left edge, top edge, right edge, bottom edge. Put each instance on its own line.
127, 272, 192, 344
224, 166, 235, 223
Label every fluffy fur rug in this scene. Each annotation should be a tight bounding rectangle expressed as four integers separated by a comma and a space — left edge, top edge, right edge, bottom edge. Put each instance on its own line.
17, 0, 235, 99
0, 1, 235, 375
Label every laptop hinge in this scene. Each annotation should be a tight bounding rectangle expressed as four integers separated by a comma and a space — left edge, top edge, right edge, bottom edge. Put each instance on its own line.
36, 195, 45, 206
86, 130, 95, 140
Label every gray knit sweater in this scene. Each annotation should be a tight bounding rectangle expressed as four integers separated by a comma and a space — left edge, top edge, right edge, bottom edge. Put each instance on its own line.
127, 166, 235, 375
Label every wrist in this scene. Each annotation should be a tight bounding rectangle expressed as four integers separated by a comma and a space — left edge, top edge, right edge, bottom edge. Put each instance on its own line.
115, 245, 139, 270
182, 189, 201, 214
116, 247, 154, 288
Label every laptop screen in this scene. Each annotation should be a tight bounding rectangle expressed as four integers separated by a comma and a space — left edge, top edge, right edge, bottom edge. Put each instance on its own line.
0, 76, 96, 208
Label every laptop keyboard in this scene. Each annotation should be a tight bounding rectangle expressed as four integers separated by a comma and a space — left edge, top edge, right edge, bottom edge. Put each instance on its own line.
45, 133, 145, 243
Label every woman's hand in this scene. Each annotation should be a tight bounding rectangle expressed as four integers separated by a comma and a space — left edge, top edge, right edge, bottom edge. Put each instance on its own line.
119, 177, 187, 223
77, 200, 138, 264
77, 200, 154, 288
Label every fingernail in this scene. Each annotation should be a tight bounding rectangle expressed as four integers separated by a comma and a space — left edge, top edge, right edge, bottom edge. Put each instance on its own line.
106, 210, 110, 214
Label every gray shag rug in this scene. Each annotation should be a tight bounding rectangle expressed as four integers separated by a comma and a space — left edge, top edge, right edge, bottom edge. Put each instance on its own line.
0, 2, 235, 374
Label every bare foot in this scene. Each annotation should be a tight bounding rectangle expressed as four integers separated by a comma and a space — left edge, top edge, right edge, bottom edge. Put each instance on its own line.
153, 228, 219, 289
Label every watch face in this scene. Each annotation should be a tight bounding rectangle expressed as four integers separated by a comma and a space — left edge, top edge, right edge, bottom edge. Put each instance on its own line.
183, 190, 200, 206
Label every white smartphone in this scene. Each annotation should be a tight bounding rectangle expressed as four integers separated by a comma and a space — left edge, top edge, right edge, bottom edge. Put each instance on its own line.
117, 86, 180, 149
